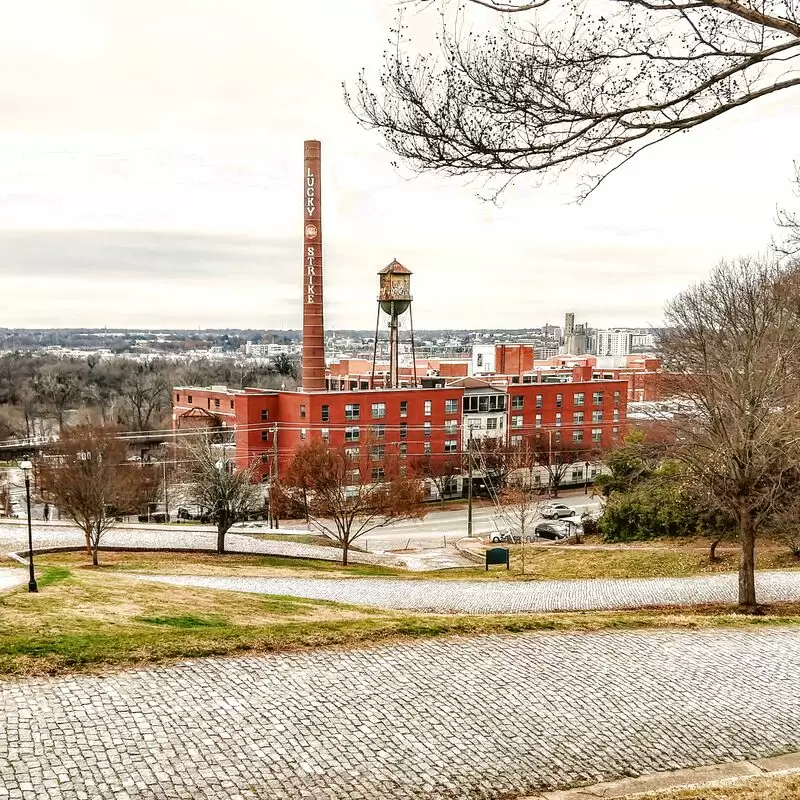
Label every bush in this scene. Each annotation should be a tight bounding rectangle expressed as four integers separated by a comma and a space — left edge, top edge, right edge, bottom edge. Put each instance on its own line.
599, 483, 697, 542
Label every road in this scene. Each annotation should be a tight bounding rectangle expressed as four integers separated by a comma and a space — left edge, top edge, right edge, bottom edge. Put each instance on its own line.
360, 493, 600, 552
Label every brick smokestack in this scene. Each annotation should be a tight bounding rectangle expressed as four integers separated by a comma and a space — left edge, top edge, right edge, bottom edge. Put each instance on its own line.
302, 140, 325, 391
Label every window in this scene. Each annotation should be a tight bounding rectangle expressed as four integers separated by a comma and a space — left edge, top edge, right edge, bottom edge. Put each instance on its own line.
372, 424, 385, 439
571, 467, 583, 482
556, 393, 563, 408
214, 398, 220, 409
555, 412, 562, 427
512, 395, 524, 410
614, 390, 621, 405
261, 431, 269, 441
399, 442, 407, 459
348, 470, 360, 485
612, 426, 619, 436
554, 430, 561, 444
345, 403, 360, 420
321, 428, 329, 442
592, 428, 602, 442
345, 447, 360, 461
400, 422, 408, 439
592, 410, 603, 423
345, 426, 360, 441
321, 405, 329, 422
444, 440, 458, 453
300, 428, 307, 440
400, 400, 408, 417
424, 400, 432, 416
230, 400, 234, 410
573, 411, 584, 424
371, 445, 385, 461
445, 419, 458, 434
424, 441, 432, 456
573, 430, 584, 442
511, 434, 523, 448
469, 419, 483, 430
208, 399, 211, 409
261, 409, 269, 422
512, 415, 523, 429
187, 395, 192, 404
536, 394, 543, 409
371, 467, 385, 482
613, 409, 620, 422
487, 418, 498, 430
400, 466, 408, 477
371, 402, 386, 419
424, 422, 432, 437
175, 394, 180, 402
574, 392, 585, 406
535, 414, 542, 428
445, 399, 458, 415
593, 391, 604, 405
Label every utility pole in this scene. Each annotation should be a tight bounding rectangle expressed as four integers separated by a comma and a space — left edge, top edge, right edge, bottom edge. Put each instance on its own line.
467, 424, 474, 537
162, 455, 169, 521
270, 423, 279, 529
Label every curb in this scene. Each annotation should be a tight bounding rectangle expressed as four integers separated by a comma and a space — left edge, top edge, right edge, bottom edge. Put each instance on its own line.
522, 751, 800, 799
454, 537, 485, 565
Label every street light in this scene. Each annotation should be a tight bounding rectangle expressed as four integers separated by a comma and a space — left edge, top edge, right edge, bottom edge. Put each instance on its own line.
584, 460, 591, 495
19, 457, 37, 593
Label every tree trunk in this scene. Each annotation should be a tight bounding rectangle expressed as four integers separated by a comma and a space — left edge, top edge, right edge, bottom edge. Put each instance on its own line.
217, 523, 226, 554
709, 538, 722, 562
342, 541, 349, 567
738, 511, 759, 613
92, 545, 99, 566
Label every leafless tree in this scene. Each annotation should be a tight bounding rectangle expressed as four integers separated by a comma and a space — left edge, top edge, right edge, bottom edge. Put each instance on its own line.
349, 0, 800, 198
660, 256, 800, 612
283, 440, 427, 565
119, 366, 170, 432
499, 475, 544, 573
39, 425, 157, 566
183, 434, 264, 554
776, 163, 800, 256
529, 435, 588, 498
412, 454, 462, 507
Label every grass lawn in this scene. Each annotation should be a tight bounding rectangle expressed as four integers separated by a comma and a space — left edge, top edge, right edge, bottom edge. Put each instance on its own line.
2, 552, 800, 676
637, 771, 800, 799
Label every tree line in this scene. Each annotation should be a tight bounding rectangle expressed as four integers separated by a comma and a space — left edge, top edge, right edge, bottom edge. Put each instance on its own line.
0, 353, 298, 440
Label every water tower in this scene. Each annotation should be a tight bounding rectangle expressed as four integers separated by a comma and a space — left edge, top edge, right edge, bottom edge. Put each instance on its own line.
371, 259, 418, 388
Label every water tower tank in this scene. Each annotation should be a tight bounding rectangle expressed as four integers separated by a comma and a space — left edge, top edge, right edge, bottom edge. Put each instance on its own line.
378, 259, 412, 316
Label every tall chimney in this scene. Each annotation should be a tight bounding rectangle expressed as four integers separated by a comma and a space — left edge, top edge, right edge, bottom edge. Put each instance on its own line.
302, 140, 325, 391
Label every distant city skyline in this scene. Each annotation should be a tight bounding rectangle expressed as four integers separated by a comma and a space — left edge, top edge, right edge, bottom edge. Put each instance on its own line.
1, 1, 797, 330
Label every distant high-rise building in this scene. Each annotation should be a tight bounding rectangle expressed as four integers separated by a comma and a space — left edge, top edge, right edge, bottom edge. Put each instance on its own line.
564, 312, 575, 341
596, 329, 634, 357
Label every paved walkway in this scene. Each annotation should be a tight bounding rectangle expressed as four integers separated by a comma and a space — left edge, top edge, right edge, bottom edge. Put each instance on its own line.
3, 629, 800, 798
0, 522, 405, 568
135, 570, 800, 613
0, 567, 23, 592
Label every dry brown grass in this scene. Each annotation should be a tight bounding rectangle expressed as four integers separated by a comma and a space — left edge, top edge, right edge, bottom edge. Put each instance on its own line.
633, 771, 800, 799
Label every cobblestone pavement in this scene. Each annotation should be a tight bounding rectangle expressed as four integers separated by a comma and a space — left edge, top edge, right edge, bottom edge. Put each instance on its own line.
0, 522, 402, 568
3, 629, 800, 799
136, 570, 800, 613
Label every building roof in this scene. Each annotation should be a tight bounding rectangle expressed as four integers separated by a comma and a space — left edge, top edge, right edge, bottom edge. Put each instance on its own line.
445, 376, 503, 391
378, 258, 412, 275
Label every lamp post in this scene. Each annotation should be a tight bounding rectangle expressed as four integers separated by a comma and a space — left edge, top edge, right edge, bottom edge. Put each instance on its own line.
584, 460, 591, 494
19, 457, 37, 593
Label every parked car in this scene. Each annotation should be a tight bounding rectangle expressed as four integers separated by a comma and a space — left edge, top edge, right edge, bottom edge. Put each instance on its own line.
534, 522, 568, 540
490, 532, 536, 544
541, 503, 576, 519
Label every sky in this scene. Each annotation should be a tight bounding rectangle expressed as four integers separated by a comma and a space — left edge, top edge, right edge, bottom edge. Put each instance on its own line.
0, 0, 798, 331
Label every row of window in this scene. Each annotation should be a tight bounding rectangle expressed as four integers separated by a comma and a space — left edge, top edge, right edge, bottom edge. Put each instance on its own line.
509, 427, 620, 447
510, 409, 620, 428
343, 440, 460, 461
511, 390, 621, 410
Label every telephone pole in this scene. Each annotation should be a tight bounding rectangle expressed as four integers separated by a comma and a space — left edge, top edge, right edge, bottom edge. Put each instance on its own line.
467, 425, 474, 537
270, 423, 279, 528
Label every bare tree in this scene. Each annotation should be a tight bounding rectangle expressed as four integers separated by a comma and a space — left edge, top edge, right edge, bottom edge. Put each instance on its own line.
119, 365, 170, 432
660, 256, 800, 612
39, 425, 156, 565
283, 440, 427, 565
183, 435, 264, 554
776, 163, 800, 256
349, 0, 800, 197
529, 435, 587, 498
499, 476, 544, 573
412, 454, 462, 507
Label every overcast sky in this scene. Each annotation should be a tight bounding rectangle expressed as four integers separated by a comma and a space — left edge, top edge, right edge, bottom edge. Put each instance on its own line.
1, 0, 798, 331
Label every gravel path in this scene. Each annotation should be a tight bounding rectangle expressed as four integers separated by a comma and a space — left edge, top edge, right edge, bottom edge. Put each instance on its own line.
135, 570, 800, 612
0, 567, 23, 592
3, 629, 800, 799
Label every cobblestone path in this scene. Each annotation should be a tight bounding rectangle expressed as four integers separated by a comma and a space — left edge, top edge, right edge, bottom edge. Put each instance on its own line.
136, 570, 800, 613
0, 522, 399, 567
3, 629, 800, 799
